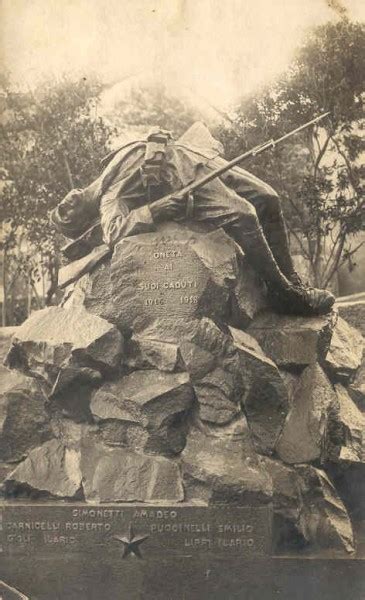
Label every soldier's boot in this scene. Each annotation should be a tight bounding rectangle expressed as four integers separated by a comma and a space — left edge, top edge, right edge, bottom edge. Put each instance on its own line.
234, 226, 335, 316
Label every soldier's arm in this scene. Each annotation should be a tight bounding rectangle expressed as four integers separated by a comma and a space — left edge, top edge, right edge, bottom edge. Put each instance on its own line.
100, 193, 156, 247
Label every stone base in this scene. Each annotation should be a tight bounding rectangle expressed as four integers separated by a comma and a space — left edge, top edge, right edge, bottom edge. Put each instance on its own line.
0, 503, 364, 600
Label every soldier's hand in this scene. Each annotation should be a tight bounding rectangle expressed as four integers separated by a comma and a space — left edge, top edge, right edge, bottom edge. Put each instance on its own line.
150, 194, 187, 222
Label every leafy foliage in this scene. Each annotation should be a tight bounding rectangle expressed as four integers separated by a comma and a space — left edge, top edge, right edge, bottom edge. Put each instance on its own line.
215, 20, 365, 287
0, 75, 114, 323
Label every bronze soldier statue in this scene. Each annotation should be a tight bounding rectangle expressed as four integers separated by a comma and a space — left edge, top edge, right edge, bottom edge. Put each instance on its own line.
51, 122, 335, 316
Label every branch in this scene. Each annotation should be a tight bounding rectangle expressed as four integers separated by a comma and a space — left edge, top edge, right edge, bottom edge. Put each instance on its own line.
283, 192, 305, 223
62, 151, 74, 189
335, 241, 365, 272
285, 221, 311, 261
323, 228, 346, 288
30, 280, 43, 309
322, 228, 342, 278
331, 136, 358, 192
313, 133, 332, 177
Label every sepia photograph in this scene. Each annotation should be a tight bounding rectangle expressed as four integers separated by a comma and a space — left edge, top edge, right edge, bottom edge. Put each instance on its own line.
0, 0, 364, 598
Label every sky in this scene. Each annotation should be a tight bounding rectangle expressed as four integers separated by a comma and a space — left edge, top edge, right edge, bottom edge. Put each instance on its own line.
1, 0, 364, 108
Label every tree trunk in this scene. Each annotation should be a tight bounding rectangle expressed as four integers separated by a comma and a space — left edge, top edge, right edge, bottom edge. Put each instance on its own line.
2, 248, 7, 327
27, 276, 32, 317
63, 152, 74, 189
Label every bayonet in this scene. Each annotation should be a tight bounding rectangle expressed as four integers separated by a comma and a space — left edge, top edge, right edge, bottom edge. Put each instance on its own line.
173, 112, 330, 199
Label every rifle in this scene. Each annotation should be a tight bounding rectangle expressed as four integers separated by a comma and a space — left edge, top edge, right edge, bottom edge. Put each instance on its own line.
58, 112, 330, 289
178, 111, 330, 214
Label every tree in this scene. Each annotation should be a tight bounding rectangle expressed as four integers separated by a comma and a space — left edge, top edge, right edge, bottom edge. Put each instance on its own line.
0, 75, 114, 324
216, 19, 365, 289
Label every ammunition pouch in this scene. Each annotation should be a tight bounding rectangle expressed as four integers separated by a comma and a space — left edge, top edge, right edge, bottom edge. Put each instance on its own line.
140, 128, 172, 195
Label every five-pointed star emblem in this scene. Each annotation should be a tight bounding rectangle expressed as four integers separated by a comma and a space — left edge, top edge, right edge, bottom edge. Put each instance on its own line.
113, 522, 150, 559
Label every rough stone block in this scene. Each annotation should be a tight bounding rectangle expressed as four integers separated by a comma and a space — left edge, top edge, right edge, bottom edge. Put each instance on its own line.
90, 370, 194, 455
0, 377, 51, 462
229, 327, 289, 454
109, 223, 239, 334
125, 337, 183, 372
5, 306, 124, 390
276, 364, 338, 464
348, 357, 365, 410
192, 368, 242, 424
324, 316, 364, 384
295, 465, 355, 553
63, 222, 265, 338
6, 439, 82, 499
337, 298, 365, 336
264, 458, 355, 553
81, 439, 184, 502
180, 319, 245, 426
331, 385, 365, 463
248, 310, 337, 368
181, 420, 272, 505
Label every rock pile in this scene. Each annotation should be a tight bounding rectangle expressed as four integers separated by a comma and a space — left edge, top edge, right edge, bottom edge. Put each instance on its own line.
1, 223, 364, 553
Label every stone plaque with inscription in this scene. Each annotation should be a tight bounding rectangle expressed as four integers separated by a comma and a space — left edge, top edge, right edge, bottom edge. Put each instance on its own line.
109, 223, 240, 336
0, 504, 272, 559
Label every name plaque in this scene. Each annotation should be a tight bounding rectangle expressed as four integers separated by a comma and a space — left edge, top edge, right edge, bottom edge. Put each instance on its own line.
0, 504, 272, 558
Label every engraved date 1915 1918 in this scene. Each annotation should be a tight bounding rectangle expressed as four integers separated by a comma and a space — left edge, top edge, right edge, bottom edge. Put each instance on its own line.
145, 295, 198, 306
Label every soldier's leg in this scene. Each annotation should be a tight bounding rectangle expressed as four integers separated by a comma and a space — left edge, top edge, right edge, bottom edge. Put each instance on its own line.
251, 192, 299, 282
193, 180, 292, 286
220, 167, 298, 282
192, 179, 334, 315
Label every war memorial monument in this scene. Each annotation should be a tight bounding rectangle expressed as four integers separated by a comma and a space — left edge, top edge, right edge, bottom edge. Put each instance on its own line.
0, 122, 364, 598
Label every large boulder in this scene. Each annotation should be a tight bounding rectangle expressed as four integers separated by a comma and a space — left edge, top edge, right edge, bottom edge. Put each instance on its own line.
5, 307, 124, 392
64, 223, 266, 336
229, 327, 289, 454
179, 318, 245, 426
181, 419, 272, 505
90, 370, 194, 455
348, 356, 365, 410
324, 316, 363, 384
0, 377, 51, 462
330, 385, 365, 463
110, 223, 233, 335
248, 310, 337, 368
296, 465, 354, 553
276, 364, 338, 464
336, 296, 365, 336
265, 458, 355, 553
0, 327, 24, 392
125, 336, 184, 372
5, 439, 82, 499
80, 439, 184, 503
